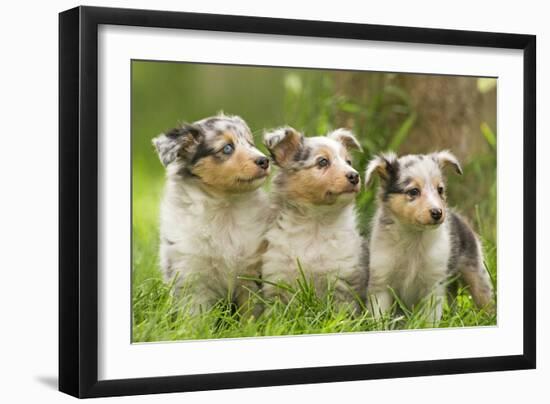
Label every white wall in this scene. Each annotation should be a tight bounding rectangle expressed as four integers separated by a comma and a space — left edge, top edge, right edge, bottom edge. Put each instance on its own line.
0, 1, 546, 402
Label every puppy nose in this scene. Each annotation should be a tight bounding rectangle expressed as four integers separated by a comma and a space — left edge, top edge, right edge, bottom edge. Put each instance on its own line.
255, 156, 269, 170
430, 208, 443, 221
346, 172, 359, 185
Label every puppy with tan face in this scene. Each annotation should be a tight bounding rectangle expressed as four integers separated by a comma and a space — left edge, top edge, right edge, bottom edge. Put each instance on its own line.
152, 114, 270, 315
364, 151, 494, 324
261, 127, 367, 310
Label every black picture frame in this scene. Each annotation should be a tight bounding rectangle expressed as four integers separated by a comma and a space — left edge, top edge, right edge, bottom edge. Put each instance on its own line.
59, 5, 536, 398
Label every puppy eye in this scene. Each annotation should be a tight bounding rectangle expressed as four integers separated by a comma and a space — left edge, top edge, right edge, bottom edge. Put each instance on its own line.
222, 144, 234, 155
346, 159, 352, 166
437, 185, 445, 195
318, 158, 329, 168
407, 188, 420, 197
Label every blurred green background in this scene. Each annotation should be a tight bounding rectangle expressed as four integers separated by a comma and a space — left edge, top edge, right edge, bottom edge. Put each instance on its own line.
131, 60, 497, 340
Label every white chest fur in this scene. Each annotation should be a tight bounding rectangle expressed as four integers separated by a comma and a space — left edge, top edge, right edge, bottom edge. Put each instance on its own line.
262, 203, 363, 297
159, 179, 270, 295
368, 213, 451, 307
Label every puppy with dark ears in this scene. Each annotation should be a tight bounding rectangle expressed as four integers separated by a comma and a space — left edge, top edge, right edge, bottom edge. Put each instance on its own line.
364, 151, 494, 324
152, 113, 271, 316
261, 127, 368, 311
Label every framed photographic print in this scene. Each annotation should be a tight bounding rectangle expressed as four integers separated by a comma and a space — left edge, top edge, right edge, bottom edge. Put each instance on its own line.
59, 6, 536, 398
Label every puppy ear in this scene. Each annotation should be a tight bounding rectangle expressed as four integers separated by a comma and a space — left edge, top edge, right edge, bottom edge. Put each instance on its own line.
152, 124, 203, 167
327, 128, 362, 151
263, 127, 304, 166
434, 150, 463, 175
364, 152, 398, 187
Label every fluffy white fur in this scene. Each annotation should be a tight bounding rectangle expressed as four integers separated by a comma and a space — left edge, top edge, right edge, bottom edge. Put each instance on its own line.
367, 209, 454, 323
262, 203, 365, 309
158, 169, 270, 314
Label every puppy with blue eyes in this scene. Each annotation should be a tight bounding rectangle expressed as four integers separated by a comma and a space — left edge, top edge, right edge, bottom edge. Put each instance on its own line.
152, 114, 271, 315
261, 127, 367, 311
364, 151, 494, 324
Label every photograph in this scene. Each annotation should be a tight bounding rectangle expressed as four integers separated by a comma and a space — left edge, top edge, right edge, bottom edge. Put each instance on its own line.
131, 60, 498, 343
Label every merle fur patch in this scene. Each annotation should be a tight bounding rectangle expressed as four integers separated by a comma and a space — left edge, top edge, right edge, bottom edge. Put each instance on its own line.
447, 211, 479, 274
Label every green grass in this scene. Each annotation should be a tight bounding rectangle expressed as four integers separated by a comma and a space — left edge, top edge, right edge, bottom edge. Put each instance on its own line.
132, 172, 497, 343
